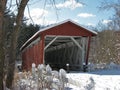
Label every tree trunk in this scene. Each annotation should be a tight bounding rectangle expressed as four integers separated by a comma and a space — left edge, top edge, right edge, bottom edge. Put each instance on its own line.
6, 0, 29, 89
0, 0, 7, 89
0, 14, 4, 90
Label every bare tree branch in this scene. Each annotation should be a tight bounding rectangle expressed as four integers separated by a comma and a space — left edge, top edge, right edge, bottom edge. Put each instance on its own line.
26, 5, 34, 24
0, 0, 8, 89
99, 0, 120, 30
6, 0, 29, 88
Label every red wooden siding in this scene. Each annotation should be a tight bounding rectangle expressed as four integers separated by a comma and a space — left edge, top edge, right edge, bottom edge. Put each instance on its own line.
29, 47, 32, 69
41, 22, 94, 36
38, 35, 44, 64
22, 50, 27, 70
85, 36, 91, 65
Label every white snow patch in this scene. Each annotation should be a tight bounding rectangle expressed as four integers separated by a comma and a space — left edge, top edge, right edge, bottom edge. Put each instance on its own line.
67, 68, 120, 90
15, 63, 120, 90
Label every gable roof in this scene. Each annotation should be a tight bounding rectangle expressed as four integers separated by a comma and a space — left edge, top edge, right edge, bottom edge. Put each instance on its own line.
34, 19, 97, 35
20, 19, 97, 51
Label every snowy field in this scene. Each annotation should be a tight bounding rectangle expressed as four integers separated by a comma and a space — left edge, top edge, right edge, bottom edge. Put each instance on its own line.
67, 68, 120, 90
14, 63, 120, 90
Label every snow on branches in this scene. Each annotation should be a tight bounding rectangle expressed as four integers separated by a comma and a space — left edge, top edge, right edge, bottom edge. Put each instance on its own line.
15, 63, 68, 90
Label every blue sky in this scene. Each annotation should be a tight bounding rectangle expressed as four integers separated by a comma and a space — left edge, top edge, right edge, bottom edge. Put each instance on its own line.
24, 0, 114, 27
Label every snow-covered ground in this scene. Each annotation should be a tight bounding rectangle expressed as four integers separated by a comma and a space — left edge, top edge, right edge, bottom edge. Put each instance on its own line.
14, 63, 120, 90
67, 68, 120, 90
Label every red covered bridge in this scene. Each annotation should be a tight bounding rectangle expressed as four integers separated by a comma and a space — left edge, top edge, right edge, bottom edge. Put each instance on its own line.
20, 19, 97, 71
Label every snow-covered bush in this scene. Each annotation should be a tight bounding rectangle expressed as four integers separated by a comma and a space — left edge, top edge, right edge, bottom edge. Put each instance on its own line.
32, 63, 36, 79
15, 63, 68, 90
59, 69, 68, 89
88, 62, 120, 71
109, 62, 120, 69
88, 63, 95, 71
84, 77, 95, 90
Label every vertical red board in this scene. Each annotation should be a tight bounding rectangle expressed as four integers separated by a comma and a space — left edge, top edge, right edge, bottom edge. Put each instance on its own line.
38, 35, 44, 64
26, 48, 28, 70
36, 44, 38, 64
29, 47, 32, 68
27, 48, 31, 70
86, 36, 91, 65
24, 50, 27, 70
22, 51, 26, 70
31, 45, 34, 64
33, 45, 35, 64
34, 44, 37, 65
37, 41, 41, 64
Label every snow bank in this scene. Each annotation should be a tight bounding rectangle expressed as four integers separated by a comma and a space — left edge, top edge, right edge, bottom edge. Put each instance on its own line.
14, 63, 120, 90
67, 67, 120, 90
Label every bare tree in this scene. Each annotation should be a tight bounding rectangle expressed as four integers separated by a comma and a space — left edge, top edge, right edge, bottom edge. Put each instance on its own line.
0, 0, 7, 89
0, 0, 29, 89
6, 1, 29, 89
99, 0, 120, 30
90, 30, 118, 64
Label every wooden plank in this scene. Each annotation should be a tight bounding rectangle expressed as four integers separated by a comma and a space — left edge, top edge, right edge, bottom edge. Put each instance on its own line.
45, 41, 73, 52
86, 36, 91, 65
81, 37, 86, 69
44, 36, 58, 50
70, 37, 83, 50
37, 35, 45, 64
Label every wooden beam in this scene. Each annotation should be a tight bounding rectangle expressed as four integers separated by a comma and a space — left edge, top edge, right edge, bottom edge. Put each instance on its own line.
70, 37, 83, 50
81, 37, 86, 69
86, 36, 91, 65
44, 36, 58, 50
46, 35, 81, 38
45, 38, 81, 52
45, 41, 73, 52
38, 35, 45, 64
